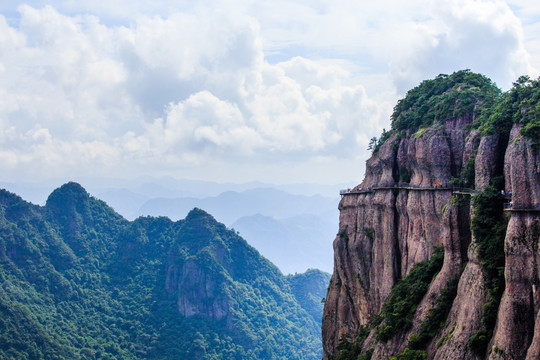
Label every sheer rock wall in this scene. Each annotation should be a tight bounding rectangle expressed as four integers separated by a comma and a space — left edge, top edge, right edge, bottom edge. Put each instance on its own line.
322, 119, 540, 359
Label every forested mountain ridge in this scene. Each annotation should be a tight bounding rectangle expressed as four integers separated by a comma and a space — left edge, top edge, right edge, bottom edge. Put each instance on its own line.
0, 178, 342, 275
0, 182, 330, 359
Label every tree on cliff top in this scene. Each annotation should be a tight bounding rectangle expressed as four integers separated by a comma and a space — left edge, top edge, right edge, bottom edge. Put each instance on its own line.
479, 75, 540, 140
390, 70, 500, 133
389, 70, 540, 141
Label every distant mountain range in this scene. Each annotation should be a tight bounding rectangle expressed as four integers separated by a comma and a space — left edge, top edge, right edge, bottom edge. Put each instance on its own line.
0, 183, 331, 359
0, 176, 351, 206
134, 187, 338, 223
231, 213, 336, 274
0, 177, 347, 274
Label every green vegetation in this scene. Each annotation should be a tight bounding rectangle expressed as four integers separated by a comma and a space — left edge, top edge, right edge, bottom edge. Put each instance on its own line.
328, 248, 457, 360
467, 184, 507, 356
365, 70, 501, 158
408, 275, 460, 350
339, 229, 349, 244
287, 269, 332, 328
399, 166, 412, 183
368, 72, 539, 168
413, 128, 429, 139
0, 183, 328, 359
436, 323, 456, 348
390, 348, 427, 360
347, 70, 533, 358
391, 70, 500, 133
368, 128, 392, 154
358, 349, 374, 360
478, 75, 540, 141
364, 228, 375, 241
332, 248, 446, 360
334, 326, 371, 360
376, 247, 445, 342
450, 156, 476, 189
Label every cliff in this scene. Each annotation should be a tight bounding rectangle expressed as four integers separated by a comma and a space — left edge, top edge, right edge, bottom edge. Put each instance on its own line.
322, 71, 540, 359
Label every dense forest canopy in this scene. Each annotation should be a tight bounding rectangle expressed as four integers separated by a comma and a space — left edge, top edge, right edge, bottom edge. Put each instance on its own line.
391, 70, 500, 132
478, 75, 540, 140
387, 70, 540, 142
0, 183, 330, 360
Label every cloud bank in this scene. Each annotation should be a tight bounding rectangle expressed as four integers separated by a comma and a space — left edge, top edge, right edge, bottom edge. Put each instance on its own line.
0, 1, 536, 183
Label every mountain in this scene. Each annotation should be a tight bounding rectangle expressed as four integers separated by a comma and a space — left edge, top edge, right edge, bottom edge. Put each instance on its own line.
0, 179, 343, 275
0, 182, 330, 359
288, 269, 331, 329
231, 213, 336, 273
135, 188, 339, 224
322, 71, 540, 359
135, 188, 339, 274
0, 177, 352, 208
94, 188, 150, 219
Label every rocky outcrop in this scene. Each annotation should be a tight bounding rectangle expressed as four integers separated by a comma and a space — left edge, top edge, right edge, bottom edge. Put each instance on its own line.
489, 124, 540, 360
322, 119, 540, 359
166, 259, 232, 322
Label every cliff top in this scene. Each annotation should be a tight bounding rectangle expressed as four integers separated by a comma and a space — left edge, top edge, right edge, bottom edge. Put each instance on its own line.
391, 70, 500, 133
378, 71, 540, 145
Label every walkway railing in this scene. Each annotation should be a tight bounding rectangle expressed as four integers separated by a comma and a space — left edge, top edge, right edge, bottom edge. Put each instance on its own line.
504, 202, 540, 212
339, 184, 475, 197
340, 186, 539, 213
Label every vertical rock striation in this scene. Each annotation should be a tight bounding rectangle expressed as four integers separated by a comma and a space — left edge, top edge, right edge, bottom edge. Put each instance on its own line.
322, 72, 540, 360
489, 124, 540, 360
323, 118, 475, 358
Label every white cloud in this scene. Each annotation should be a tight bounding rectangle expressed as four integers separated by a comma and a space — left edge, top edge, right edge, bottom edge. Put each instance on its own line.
0, 1, 537, 184
0, 5, 387, 183
149, 91, 262, 156
389, 0, 533, 92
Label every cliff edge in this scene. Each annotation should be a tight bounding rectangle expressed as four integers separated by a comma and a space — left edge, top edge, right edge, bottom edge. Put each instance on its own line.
322, 71, 540, 360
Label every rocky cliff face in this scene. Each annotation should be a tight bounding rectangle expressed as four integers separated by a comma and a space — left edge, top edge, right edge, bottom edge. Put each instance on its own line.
489, 124, 540, 360
165, 259, 232, 322
322, 72, 540, 360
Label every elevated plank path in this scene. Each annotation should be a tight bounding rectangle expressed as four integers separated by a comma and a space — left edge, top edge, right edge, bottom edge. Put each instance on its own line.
340, 185, 539, 213
504, 207, 540, 213
340, 185, 474, 197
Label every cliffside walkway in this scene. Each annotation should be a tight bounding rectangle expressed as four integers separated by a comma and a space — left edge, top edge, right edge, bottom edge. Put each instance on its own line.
503, 205, 540, 213
340, 185, 474, 197
340, 186, 540, 213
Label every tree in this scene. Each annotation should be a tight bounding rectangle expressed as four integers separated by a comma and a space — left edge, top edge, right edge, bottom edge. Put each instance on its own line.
368, 137, 378, 151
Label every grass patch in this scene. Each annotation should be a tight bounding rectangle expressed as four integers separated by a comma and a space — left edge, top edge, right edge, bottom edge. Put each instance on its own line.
414, 128, 428, 139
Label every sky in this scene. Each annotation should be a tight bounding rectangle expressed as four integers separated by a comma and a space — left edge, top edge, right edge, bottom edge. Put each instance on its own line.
0, 0, 539, 186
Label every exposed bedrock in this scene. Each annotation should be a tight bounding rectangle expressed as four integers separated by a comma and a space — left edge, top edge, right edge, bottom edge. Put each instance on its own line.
322, 119, 540, 359
489, 124, 540, 360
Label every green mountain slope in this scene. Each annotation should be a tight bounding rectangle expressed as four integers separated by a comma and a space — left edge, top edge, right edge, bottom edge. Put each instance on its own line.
0, 183, 330, 359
